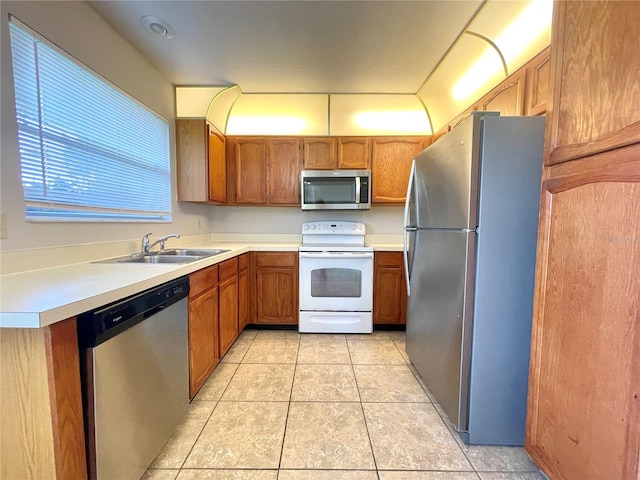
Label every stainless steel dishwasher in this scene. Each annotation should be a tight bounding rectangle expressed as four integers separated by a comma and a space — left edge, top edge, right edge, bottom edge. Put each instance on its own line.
77, 277, 190, 480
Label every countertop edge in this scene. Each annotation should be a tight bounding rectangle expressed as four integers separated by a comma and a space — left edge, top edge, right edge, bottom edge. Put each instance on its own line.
0, 241, 402, 329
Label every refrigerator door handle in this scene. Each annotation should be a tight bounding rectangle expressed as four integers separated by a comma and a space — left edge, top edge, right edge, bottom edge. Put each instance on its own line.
403, 160, 417, 297
403, 228, 417, 297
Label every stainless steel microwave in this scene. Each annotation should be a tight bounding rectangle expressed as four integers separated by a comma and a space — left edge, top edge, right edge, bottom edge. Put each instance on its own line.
300, 170, 371, 210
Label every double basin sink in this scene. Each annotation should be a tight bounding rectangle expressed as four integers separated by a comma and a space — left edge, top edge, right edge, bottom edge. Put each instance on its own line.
97, 249, 230, 265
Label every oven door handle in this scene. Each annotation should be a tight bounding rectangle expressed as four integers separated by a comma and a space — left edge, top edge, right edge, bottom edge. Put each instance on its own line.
299, 252, 374, 259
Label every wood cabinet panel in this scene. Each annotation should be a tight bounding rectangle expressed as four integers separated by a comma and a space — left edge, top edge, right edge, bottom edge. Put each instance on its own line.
371, 137, 427, 203
1, 318, 87, 480
545, 2, 640, 165
267, 138, 301, 204
238, 267, 249, 331
218, 257, 238, 281
337, 137, 370, 169
176, 119, 226, 204
256, 252, 297, 267
255, 252, 298, 324
235, 137, 267, 204
526, 4, 640, 477
189, 265, 218, 298
373, 252, 407, 325
207, 124, 227, 203
188, 286, 219, 398
303, 137, 336, 169
478, 70, 525, 116
218, 274, 239, 357
525, 47, 551, 116
526, 146, 640, 480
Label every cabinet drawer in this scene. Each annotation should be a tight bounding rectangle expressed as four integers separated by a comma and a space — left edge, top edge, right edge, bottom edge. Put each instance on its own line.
218, 257, 238, 281
189, 265, 218, 298
238, 253, 249, 271
256, 252, 297, 267
375, 251, 403, 267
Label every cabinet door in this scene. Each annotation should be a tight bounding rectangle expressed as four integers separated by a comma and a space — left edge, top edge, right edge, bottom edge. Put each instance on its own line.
267, 138, 301, 204
218, 275, 239, 358
207, 123, 227, 203
371, 137, 426, 203
525, 47, 551, 116
188, 288, 219, 398
255, 253, 298, 324
238, 268, 249, 331
526, 146, 640, 480
337, 137, 370, 169
545, 2, 640, 166
477, 70, 525, 116
235, 137, 267, 204
373, 252, 407, 325
303, 138, 336, 169
176, 119, 208, 202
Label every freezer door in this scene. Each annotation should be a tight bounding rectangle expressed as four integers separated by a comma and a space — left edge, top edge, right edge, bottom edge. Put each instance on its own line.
414, 112, 495, 229
405, 229, 476, 431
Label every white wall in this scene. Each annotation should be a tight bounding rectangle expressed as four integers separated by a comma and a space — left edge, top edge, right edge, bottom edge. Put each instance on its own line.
208, 206, 404, 236
0, 1, 211, 253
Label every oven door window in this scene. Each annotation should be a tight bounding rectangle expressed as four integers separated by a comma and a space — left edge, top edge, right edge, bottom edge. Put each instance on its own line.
311, 268, 361, 298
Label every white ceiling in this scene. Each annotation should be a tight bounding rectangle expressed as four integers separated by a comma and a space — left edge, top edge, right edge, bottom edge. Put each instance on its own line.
87, 1, 486, 94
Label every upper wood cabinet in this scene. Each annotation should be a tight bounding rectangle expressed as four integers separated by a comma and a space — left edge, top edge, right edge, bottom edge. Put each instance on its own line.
477, 69, 525, 116
176, 119, 226, 204
371, 137, 429, 203
230, 137, 301, 205
545, 2, 640, 166
525, 46, 551, 116
338, 137, 370, 169
303, 137, 370, 170
267, 138, 302, 204
303, 137, 336, 169
234, 137, 268, 204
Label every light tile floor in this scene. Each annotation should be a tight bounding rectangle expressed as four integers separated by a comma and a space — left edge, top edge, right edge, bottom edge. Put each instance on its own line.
143, 329, 546, 480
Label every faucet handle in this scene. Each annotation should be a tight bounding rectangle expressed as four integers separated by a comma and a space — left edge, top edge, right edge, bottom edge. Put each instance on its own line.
141, 232, 153, 253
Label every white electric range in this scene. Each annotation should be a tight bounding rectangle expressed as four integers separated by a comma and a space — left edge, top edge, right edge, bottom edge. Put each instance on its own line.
298, 221, 374, 333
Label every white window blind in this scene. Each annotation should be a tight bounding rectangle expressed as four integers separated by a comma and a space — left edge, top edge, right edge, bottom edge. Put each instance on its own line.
9, 18, 172, 222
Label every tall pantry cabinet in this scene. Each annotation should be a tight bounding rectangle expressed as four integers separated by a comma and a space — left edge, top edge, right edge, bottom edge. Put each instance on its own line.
525, 2, 640, 480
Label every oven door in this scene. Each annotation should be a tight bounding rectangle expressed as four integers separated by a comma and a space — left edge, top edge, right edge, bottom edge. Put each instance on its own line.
299, 251, 373, 312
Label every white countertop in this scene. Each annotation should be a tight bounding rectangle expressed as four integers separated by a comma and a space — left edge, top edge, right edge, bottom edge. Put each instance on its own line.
0, 240, 401, 329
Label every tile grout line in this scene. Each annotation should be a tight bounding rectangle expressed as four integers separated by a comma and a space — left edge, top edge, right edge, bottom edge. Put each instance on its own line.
347, 333, 381, 476
276, 331, 301, 474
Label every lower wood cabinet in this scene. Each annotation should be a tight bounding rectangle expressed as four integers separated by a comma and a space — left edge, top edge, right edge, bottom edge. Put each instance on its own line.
238, 253, 249, 331
218, 257, 239, 358
188, 265, 219, 398
253, 252, 298, 324
373, 252, 407, 325
1, 318, 87, 480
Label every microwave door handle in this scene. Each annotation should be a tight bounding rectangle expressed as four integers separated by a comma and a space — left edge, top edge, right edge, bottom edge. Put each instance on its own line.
355, 176, 361, 204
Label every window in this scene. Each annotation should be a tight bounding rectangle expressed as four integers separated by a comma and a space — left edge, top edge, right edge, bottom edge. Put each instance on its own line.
8, 18, 172, 222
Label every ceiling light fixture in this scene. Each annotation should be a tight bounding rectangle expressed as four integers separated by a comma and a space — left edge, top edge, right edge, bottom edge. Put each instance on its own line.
140, 15, 175, 40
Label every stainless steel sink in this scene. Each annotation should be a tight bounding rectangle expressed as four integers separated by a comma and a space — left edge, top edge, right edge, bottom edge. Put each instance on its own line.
95, 248, 230, 264
159, 249, 230, 257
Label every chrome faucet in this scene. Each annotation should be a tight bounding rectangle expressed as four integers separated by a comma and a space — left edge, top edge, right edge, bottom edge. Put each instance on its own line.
141, 233, 180, 254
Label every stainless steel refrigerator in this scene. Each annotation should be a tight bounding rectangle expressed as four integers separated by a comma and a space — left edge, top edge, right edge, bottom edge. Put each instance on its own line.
403, 111, 544, 445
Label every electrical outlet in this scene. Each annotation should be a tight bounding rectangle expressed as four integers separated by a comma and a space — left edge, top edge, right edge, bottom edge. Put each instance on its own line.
0, 212, 6, 239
